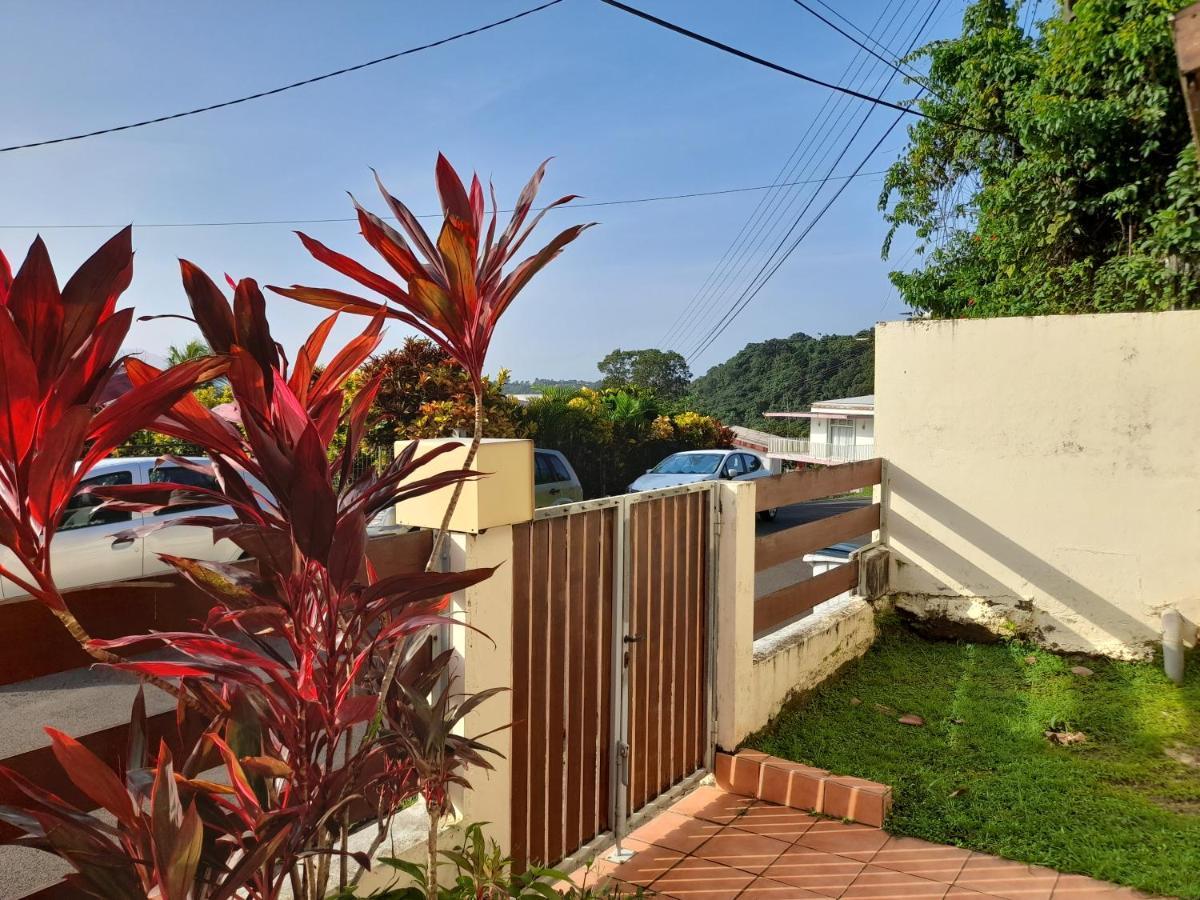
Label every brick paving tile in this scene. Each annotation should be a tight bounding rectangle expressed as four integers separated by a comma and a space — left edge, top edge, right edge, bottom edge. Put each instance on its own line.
870, 835, 973, 883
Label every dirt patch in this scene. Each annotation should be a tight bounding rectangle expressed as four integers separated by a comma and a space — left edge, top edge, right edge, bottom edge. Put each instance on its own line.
1165, 744, 1200, 769
1150, 796, 1200, 815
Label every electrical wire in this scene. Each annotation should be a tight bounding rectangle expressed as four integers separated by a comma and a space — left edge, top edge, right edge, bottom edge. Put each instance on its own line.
0, 0, 565, 154
689, 112, 907, 362
596, 0, 994, 135
682, 0, 944, 362
672, 0, 939, 357
0, 169, 890, 230
661, 0, 915, 350
789, 0, 937, 97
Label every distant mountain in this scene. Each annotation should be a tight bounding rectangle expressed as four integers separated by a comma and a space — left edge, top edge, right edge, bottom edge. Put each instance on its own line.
686, 331, 873, 436
504, 378, 600, 395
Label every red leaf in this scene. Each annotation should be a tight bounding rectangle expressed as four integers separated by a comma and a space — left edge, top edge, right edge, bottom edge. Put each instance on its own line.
288, 311, 339, 403
293, 232, 409, 304
44, 727, 137, 829
179, 259, 235, 352
6, 236, 64, 371
0, 308, 38, 465
232, 277, 277, 375
57, 226, 133, 370
27, 406, 91, 529
289, 424, 336, 559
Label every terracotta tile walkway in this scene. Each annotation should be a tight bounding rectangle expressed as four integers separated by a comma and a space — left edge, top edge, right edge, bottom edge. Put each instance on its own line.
567, 786, 1157, 899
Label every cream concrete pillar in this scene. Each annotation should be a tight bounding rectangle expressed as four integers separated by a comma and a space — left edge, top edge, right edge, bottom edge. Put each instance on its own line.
446, 524, 516, 853
714, 480, 757, 751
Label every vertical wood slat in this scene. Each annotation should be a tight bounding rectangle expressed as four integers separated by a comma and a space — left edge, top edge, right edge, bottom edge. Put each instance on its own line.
631, 501, 649, 812
598, 507, 614, 833
564, 513, 586, 856
671, 496, 688, 782
580, 510, 600, 840
510, 523, 531, 872
546, 519, 568, 864
527, 520, 551, 866
649, 497, 666, 802
694, 494, 709, 769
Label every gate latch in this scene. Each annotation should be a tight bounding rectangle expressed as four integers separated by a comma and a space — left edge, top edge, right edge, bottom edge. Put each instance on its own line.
617, 741, 630, 787
623, 633, 644, 644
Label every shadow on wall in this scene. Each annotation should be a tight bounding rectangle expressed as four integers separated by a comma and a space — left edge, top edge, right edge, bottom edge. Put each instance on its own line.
886, 467, 1165, 658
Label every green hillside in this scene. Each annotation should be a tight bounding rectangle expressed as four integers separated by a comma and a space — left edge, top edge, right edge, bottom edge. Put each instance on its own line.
686, 331, 873, 436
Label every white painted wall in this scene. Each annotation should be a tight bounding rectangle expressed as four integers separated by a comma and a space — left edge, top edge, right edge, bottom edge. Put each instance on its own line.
875, 312, 1200, 659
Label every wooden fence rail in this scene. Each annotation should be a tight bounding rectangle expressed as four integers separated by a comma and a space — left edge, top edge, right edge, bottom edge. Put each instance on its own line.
753, 460, 883, 637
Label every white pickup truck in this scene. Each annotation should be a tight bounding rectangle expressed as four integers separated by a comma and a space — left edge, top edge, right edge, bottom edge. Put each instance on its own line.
0, 457, 258, 600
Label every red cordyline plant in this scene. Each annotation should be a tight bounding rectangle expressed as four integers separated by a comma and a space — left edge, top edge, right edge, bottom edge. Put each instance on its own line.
270, 156, 591, 884
0, 235, 501, 899
0, 229, 224, 706
270, 154, 593, 562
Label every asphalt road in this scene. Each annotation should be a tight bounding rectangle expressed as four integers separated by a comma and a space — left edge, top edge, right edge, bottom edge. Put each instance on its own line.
757, 497, 872, 538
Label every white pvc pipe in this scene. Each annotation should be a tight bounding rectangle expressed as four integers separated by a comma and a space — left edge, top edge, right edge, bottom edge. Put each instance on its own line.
1163, 609, 1185, 686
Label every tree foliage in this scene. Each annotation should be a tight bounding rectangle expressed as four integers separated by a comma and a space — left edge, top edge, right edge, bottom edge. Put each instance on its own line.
687, 332, 873, 435
597, 347, 692, 400
881, 0, 1200, 316
524, 387, 732, 497
347, 337, 523, 448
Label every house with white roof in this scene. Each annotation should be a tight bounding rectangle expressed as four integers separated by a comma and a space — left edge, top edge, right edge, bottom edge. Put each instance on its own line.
757, 394, 875, 465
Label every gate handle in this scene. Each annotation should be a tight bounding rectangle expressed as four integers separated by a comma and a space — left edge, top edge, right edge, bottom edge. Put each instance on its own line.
623, 633, 644, 644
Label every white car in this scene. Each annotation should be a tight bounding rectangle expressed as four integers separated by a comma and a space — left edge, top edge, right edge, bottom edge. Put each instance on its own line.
0, 457, 258, 600
534, 449, 583, 508
629, 449, 777, 519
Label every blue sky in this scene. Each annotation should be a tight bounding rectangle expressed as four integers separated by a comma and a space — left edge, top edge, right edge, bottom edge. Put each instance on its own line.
0, 0, 968, 380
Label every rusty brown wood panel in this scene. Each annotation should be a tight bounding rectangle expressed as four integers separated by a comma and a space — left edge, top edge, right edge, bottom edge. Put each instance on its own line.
579, 510, 600, 841
629, 500, 650, 812
754, 562, 858, 637
545, 518, 568, 864
755, 504, 881, 572
755, 459, 882, 512
509, 522, 532, 872
670, 494, 688, 788
692, 490, 708, 771
564, 513, 587, 855
624, 491, 711, 814
526, 519, 551, 866
598, 508, 614, 833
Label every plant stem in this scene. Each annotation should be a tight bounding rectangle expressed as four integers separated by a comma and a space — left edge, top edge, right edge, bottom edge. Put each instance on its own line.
366, 389, 484, 741
424, 391, 484, 572
427, 804, 440, 893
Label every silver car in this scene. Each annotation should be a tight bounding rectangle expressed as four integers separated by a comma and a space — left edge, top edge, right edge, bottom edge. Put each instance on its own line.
629, 449, 776, 518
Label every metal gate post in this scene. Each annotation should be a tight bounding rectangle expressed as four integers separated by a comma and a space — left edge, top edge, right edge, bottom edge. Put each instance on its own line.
705, 482, 720, 772
607, 493, 634, 863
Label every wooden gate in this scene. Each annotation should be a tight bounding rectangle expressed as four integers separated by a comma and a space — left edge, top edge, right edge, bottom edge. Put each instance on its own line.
510, 484, 713, 872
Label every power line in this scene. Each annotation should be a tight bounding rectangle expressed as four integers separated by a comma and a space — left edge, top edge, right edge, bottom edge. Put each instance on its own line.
663, 0, 918, 352
789, 0, 940, 99
0, 0, 566, 154
682, 0, 943, 362
0, 169, 889, 230
689, 113, 906, 362
596, 0, 993, 135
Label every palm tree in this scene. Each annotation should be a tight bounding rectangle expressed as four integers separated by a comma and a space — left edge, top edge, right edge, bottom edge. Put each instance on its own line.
166, 338, 210, 366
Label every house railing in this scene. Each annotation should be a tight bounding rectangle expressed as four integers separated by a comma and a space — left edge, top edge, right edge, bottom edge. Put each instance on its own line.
752, 458, 883, 637
764, 437, 875, 463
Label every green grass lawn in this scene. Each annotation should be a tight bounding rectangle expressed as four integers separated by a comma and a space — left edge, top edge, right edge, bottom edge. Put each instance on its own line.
746, 619, 1200, 898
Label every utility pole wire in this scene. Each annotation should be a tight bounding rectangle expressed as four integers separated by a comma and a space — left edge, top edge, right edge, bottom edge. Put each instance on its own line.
689, 113, 907, 363
0, 0, 565, 153
0, 169, 889, 230
789, 0, 943, 102
595, 0, 994, 135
